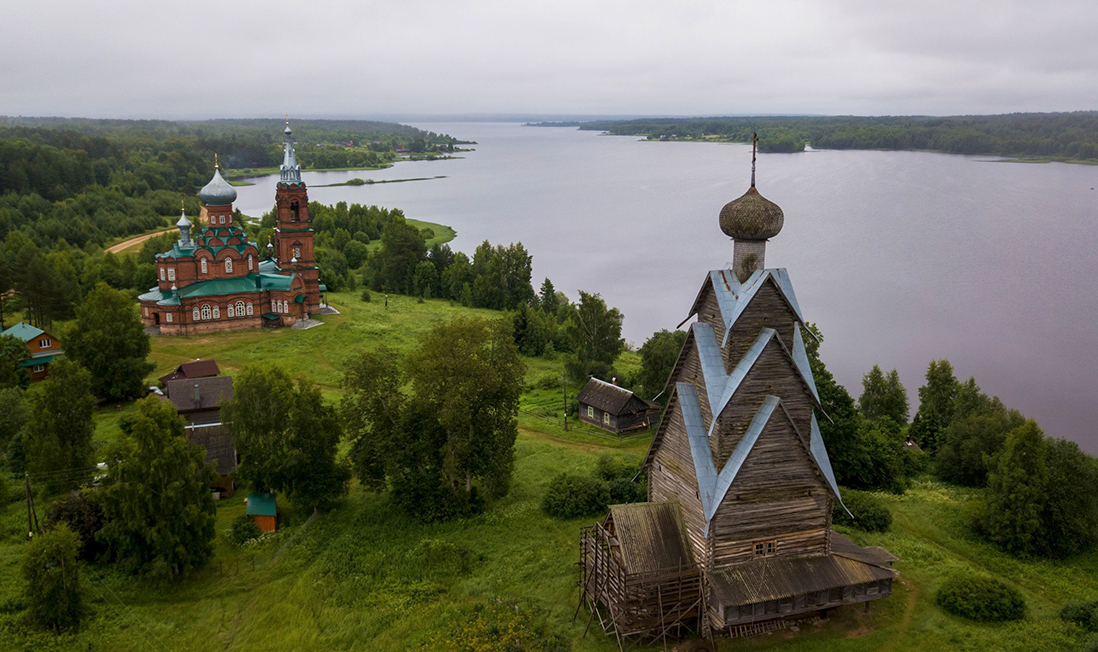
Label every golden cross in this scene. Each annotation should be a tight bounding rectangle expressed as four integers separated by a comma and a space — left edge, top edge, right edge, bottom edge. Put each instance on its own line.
751, 132, 758, 188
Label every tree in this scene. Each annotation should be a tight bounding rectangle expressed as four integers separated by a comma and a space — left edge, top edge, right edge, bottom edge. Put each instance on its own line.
343, 239, 368, 269
342, 318, 525, 519
222, 366, 349, 512
936, 406, 1024, 487
858, 365, 909, 424
21, 523, 82, 633
44, 491, 105, 562
511, 304, 556, 357
538, 278, 560, 314
563, 291, 624, 383
0, 386, 26, 451
366, 217, 426, 293
0, 333, 30, 388
1039, 438, 1098, 558
66, 283, 153, 401
98, 397, 216, 578
23, 358, 95, 493
637, 329, 687, 400
910, 359, 960, 453
979, 420, 1047, 556
802, 324, 862, 487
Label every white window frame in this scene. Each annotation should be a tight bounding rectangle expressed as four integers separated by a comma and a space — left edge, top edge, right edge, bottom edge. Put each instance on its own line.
213, 305, 220, 319
235, 300, 246, 317
271, 300, 276, 313
201, 305, 211, 320
159, 267, 166, 281
227, 304, 235, 318
219, 215, 226, 224
225, 258, 233, 274
587, 406, 594, 418
38, 338, 50, 348
201, 258, 208, 274
167, 267, 176, 281
144, 307, 149, 316
193, 307, 200, 321
247, 255, 254, 270
603, 412, 610, 425
165, 312, 173, 323
246, 302, 253, 316
32, 364, 45, 373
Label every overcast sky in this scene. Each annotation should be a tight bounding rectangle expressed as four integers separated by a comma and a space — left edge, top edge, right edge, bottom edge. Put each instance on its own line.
4, 0, 1096, 119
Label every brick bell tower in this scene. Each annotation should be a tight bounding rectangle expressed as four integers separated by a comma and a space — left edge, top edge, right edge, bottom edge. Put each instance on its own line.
273, 118, 321, 313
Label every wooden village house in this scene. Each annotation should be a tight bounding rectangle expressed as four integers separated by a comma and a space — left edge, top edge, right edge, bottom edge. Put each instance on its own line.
576, 378, 659, 435
578, 140, 898, 647
1, 322, 64, 381
158, 358, 220, 385
163, 365, 236, 495
139, 122, 325, 335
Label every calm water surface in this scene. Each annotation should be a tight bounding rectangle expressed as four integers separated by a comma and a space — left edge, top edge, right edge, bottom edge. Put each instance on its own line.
235, 123, 1098, 453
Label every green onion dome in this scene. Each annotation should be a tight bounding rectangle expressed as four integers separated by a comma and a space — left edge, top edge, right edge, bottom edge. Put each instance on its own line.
198, 167, 237, 206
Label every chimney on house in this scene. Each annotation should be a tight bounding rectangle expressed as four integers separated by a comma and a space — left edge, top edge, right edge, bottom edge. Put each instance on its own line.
194, 383, 201, 408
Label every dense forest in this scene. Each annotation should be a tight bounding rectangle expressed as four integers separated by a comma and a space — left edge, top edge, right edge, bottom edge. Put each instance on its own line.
534, 112, 1098, 160
0, 117, 459, 328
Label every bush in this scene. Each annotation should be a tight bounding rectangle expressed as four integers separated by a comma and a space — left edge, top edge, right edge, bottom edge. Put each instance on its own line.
833, 491, 892, 532
411, 538, 475, 575
607, 477, 646, 504
595, 454, 636, 481
360, 289, 372, 302
542, 473, 609, 519
22, 524, 83, 633
936, 575, 1025, 622
44, 491, 105, 562
230, 515, 263, 545
1061, 600, 1098, 631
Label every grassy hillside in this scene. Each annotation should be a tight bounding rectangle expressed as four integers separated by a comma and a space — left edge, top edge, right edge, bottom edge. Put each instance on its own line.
0, 292, 1094, 651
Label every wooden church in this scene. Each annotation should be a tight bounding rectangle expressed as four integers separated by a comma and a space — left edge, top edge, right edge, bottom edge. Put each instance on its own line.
578, 138, 898, 647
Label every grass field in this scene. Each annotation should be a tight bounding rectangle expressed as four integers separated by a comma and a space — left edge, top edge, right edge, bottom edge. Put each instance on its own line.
0, 292, 1094, 651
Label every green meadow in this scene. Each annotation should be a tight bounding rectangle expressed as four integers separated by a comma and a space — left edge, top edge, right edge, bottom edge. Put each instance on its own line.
0, 291, 1094, 651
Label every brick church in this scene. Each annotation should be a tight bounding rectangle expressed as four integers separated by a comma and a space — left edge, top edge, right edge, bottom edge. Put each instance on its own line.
139, 122, 324, 335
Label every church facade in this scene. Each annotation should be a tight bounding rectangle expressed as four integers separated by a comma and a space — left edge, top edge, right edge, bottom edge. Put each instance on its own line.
139, 123, 324, 335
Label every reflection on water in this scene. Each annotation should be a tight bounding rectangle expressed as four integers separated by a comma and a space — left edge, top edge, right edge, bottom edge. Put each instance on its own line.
233, 123, 1098, 453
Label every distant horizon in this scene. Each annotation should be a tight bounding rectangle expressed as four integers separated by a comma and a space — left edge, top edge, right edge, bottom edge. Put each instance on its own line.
4, 109, 1097, 124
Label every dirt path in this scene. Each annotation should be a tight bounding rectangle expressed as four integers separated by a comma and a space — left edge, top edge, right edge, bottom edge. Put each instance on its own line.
105, 227, 175, 254
878, 578, 919, 652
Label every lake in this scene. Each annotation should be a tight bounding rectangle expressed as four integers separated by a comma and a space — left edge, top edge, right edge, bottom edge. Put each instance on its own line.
234, 122, 1098, 454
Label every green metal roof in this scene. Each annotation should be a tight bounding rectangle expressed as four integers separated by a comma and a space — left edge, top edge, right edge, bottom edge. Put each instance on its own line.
177, 276, 261, 299
260, 313, 280, 320
22, 352, 63, 367
294, 295, 305, 303
1, 322, 44, 342
258, 273, 294, 291
246, 493, 277, 516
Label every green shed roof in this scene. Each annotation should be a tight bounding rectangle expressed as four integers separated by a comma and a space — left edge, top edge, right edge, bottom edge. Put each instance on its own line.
247, 493, 277, 516
22, 352, 63, 367
1, 322, 44, 342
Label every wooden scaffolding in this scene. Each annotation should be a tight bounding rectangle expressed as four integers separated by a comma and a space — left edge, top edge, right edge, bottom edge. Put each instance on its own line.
576, 522, 704, 651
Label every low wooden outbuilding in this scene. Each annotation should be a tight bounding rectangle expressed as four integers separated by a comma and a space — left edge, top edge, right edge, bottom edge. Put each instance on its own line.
247, 493, 277, 532
576, 378, 659, 434
159, 359, 220, 386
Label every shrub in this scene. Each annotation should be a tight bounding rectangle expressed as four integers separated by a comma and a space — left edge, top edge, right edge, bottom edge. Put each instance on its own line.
411, 538, 475, 575
833, 491, 892, 532
44, 491, 106, 562
360, 289, 371, 302
1061, 600, 1098, 631
607, 477, 646, 504
22, 524, 83, 633
230, 515, 262, 545
936, 575, 1025, 622
595, 454, 636, 482
542, 473, 609, 519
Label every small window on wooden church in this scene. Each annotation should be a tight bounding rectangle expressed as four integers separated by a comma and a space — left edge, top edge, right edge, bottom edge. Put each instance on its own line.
766, 541, 776, 555
225, 258, 233, 273
754, 543, 765, 557
167, 267, 175, 281
587, 406, 594, 418
201, 258, 208, 274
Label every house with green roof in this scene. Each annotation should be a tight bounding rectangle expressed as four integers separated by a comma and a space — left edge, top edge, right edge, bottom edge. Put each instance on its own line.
1, 321, 64, 381
139, 123, 325, 335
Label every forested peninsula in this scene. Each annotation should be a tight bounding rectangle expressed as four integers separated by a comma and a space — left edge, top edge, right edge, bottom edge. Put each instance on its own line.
532, 112, 1098, 161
